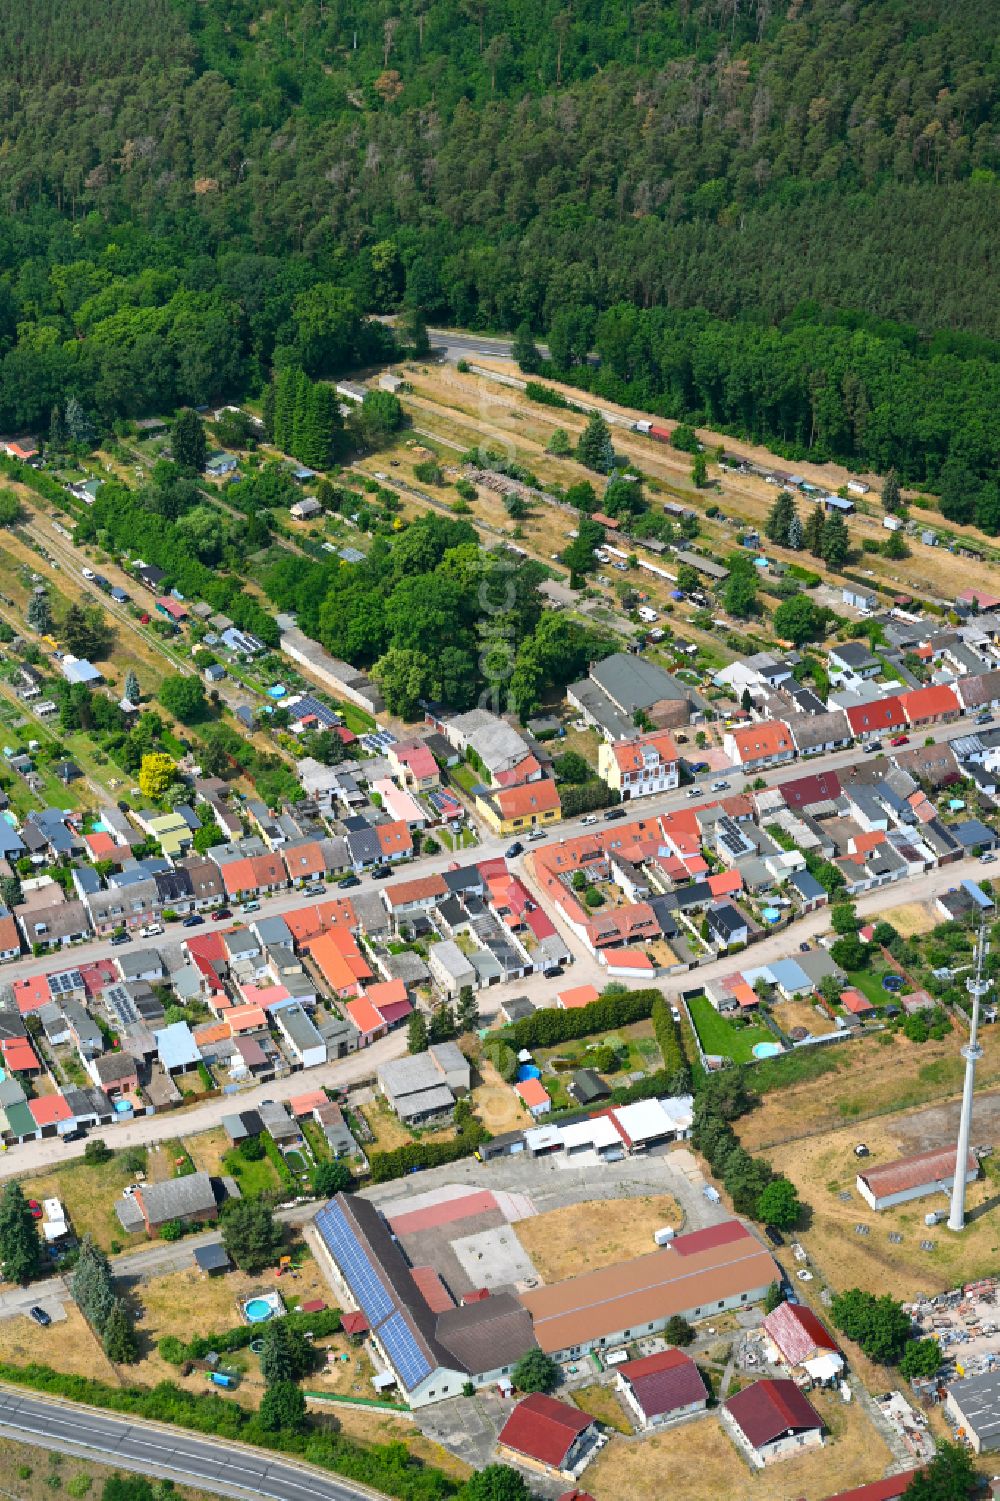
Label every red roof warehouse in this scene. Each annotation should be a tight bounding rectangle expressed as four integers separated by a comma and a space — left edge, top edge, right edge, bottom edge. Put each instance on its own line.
497, 1393, 599, 1474
723, 1378, 823, 1465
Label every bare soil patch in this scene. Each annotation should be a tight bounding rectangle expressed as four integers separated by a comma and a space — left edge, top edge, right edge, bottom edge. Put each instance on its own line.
516, 1195, 683, 1283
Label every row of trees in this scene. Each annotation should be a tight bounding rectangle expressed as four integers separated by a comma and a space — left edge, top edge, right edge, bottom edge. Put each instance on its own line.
266, 366, 344, 471
691, 1071, 802, 1230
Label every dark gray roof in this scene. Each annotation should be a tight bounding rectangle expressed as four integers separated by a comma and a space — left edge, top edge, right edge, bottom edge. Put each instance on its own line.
193, 1242, 231, 1273
140, 1171, 217, 1226
435, 1293, 536, 1374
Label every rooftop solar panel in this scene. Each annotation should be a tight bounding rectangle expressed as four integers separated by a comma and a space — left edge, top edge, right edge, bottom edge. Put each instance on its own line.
378, 1310, 431, 1390
315, 1201, 394, 1327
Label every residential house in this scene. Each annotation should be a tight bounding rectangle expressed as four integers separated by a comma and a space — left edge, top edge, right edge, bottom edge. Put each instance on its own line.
116, 1171, 219, 1238
387, 740, 440, 790
90, 1052, 139, 1098
218, 852, 288, 902
786, 711, 852, 758
616, 1349, 708, 1429
761, 1303, 843, 1383
900, 684, 960, 727
568, 654, 697, 740
722, 1380, 824, 1467
377, 1045, 470, 1126
274, 1003, 326, 1069
476, 779, 561, 836
497, 1395, 601, 1480
723, 722, 794, 772
705, 901, 749, 951
828, 642, 880, 681
597, 730, 679, 800
428, 940, 477, 997
843, 696, 906, 740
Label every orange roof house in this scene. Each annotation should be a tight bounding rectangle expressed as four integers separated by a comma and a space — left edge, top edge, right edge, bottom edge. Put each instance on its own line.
900, 683, 960, 726
306, 928, 371, 997
220, 853, 288, 898
226, 1005, 268, 1034
282, 841, 328, 882
724, 721, 794, 769
516, 1076, 552, 1115
557, 985, 600, 1010
1, 1037, 40, 1073
0, 914, 20, 957
13, 975, 50, 1014
840, 988, 875, 1017
344, 996, 387, 1044
283, 897, 356, 945
376, 821, 413, 861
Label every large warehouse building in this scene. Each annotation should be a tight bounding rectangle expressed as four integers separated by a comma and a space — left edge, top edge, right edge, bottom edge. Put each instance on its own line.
312, 1192, 537, 1408
856, 1146, 979, 1213
520, 1221, 777, 1359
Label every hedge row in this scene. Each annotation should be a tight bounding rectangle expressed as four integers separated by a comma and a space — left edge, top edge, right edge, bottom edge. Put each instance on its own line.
501, 988, 662, 1051
651, 996, 689, 1090
159, 1307, 342, 1364
0, 1363, 457, 1501
369, 1123, 489, 1185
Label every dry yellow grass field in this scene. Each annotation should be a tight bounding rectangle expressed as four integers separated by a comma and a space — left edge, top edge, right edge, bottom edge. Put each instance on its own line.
738, 1026, 1000, 1154
303, 1331, 375, 1400
183, 1125, 233, 1175
0, 1305, 116, 1382
764, 1117, 1000, 1298
776, 999, 839, 1037
472, 1056, 526, 1134
18, 1156, 139, 1251
572, 1383, 633, 1435
313, 1403, 472, 1484
585, 1389, 889, 1501
516, 1195, 683, 1282
883, 900, 939, 937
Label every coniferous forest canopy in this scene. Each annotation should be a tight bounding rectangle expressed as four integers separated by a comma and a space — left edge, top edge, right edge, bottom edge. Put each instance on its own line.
1, 0, 999, 488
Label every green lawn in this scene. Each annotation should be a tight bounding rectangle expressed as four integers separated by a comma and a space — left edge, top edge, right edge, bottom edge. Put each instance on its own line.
846, 967, 895, 1007
688, 994, 775, 1063
222, 1148, 281, 1199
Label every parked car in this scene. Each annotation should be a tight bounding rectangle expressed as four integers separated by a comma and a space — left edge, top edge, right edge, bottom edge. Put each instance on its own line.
527, 829, 546, 842
241, 901, 261, 913
711, 780, 730, 792
505, 842, 523, 858
306, 883, 327, 896
981, 853, 997, 865
603, 807, 626, 821
337, 875, 360, 889
799, 941, 811, 953
212, 907, 232, 920
182, 914, 204, 928
28, 1306, 51, 1327
580, 814, 598, 826
864, 739, 883, 753
542, 965, 564, 979
110, 931, 131, 946
764, 1225, 785, 1248
372, 867, 392, 881
27, 1200, 42, 1220
687, 785, 704, 799
977, 712, 994, 725
81, 568, 95, 580
890, 734, 909, 747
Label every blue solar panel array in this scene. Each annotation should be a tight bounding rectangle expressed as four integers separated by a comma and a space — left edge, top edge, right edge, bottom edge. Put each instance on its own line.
315, 1202, 393, 1327
378, 1310, 431, 1389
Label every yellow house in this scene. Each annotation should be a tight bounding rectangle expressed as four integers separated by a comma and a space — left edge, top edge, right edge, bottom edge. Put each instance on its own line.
476, 778, 561, 836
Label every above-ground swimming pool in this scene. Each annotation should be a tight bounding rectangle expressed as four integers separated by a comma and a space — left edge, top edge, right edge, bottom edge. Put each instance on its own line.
761, 907, 781, 924
516, 1063, 541, 1082
882, 974, 904, 993
243, 1290, 286, 1323
752, 1041, 783, 1059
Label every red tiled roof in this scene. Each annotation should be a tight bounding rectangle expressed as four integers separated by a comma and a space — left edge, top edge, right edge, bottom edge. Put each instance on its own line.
859, 1146, 976, 1200
673, 1221, 751, 1258
498, 1393, 593, 1468
282, 841, 327, 878
341, 1311, 370, 1336
844, 696, 905, 735
729, 721, 793, 762
344, 997, 386, 1037
558, 984, 600, 1010
724, 1378, 822, 1448
1, 1038, 39, 1072
494, 778, 561, 819
376, 820, 413, 858
619, 1347, 707, 1419
819, 1472, 918, 1501
516, 1077, 550, 1109
840, 988, 875, 1016
0, 915, 19, 954
13, 975, 50, 1014
383, 874, 448, 908
708, 869, 743, 898
604, 947, 655, 972
289, 1089, 329, 1117
84, 831, 122, 861
778, 771, 842, 808
221, 853, 287, 896
227, 1004, 268, 1034
410, 1265, 455, 1314
612, 730, 679, 774
762, 1301, 839, 1366
900, 684, 959, 724
28, 1094, 73, 1127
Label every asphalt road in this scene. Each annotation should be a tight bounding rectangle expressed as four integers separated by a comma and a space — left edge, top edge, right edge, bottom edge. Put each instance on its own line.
0, 1386, 387, 1501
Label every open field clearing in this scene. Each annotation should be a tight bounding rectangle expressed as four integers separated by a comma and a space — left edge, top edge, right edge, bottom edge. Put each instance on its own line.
182, 1126, 233, 1175
572, 1382, 633, 1434
404, 356, 1000, 610
776, 998, 839, 1037
0, 1304, 116, 1382
885, 901, 940, 938
311, 1402, 472, 1484
18, 1155, 144, 1252
515, 1195, 684, 1282
472, 1056, 528, 1134
584, 1387, 889, 1501
764, 1107, 1000, 1298
738, 1026, 1000, 1154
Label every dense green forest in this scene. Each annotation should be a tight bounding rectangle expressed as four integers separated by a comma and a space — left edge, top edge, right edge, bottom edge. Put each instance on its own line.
0, 0, 997, 483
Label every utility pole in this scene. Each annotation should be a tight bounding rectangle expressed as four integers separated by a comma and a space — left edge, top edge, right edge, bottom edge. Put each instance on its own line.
948, 920, 990, 1232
